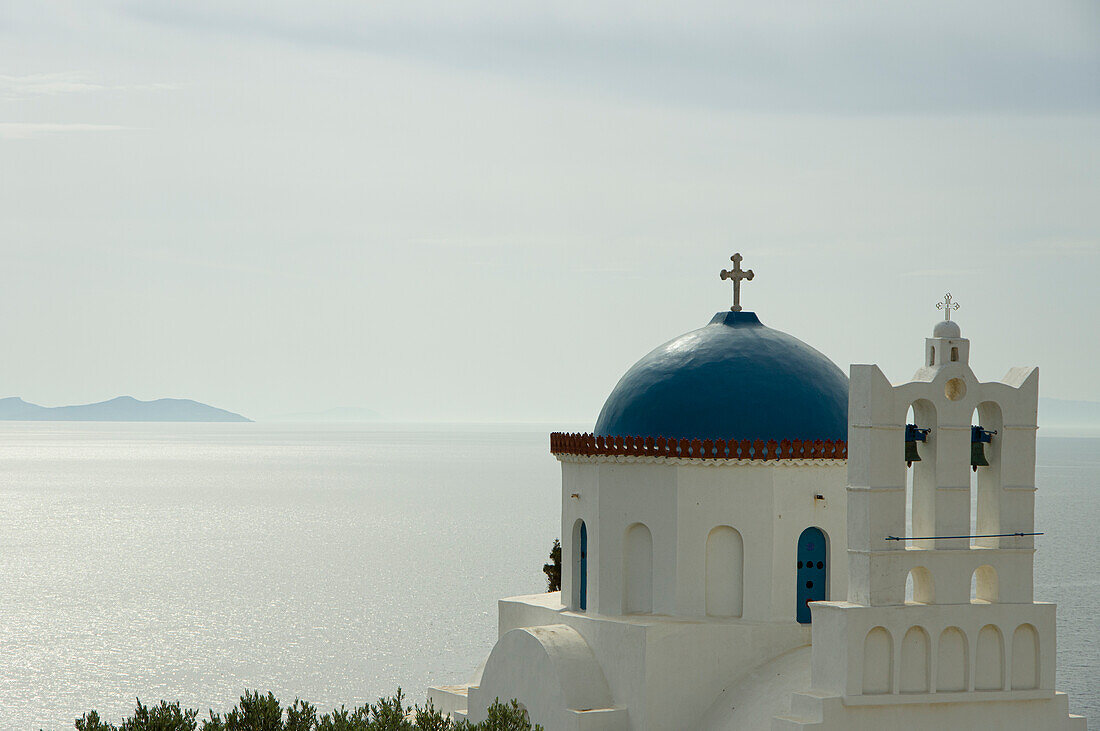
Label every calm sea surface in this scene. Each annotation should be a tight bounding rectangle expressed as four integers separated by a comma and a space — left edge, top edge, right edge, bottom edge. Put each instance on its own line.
0, 424, 1095, 729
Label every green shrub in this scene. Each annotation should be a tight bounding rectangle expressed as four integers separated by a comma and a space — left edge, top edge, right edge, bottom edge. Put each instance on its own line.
542, 539, 561, 592
76, 690, 542, 731
462, 700, 537, 731
76, 700, 199, 731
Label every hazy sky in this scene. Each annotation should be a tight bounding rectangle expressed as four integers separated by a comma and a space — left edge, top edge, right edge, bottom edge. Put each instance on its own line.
2, 1, 1098, 422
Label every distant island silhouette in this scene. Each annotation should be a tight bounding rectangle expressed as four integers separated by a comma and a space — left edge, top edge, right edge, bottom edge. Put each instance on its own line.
0, 396, 251, 422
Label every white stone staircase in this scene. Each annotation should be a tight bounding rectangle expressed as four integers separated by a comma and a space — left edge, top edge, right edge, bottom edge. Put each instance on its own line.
426, 684, 471, 720
771, 691, 833, 729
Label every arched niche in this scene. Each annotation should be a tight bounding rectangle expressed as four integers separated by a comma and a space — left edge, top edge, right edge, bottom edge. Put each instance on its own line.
937, 627, 968, 692
971, 565, 998, 603
571, 519, 588, 611
623, 522, 653, 614
975, 624, 1005, 691
862, 627, 893, 695
900, 626, 930, 693
905, 567, 935, 604
705, 526, 743, 618
906, 399, 938, 541
1011, 624, 1040, 690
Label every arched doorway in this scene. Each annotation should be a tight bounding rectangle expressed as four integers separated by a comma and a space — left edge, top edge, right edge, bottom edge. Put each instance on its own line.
796, 527, 827, 624
579, 522, 588, 611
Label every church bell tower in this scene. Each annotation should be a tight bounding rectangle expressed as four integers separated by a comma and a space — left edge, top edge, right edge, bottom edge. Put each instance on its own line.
778, 295, 1084, 729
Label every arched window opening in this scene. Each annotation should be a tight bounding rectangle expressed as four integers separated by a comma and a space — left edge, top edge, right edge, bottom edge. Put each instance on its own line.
905, 567, 935, 604
974, 401, 1004, 548
623, 522, 653, 614
951, 346, 959, 362
971, 565, 998, 603
571, 519, 588, 611
905, 404, 915, 543
908, 399, 937, 539
969, 407, 981, 537
706, 526, 744, 618
796, 527, 828, 624
929, 347, 936, 366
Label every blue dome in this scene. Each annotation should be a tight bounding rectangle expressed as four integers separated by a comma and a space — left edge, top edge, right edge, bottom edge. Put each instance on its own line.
594, 311, 848, 442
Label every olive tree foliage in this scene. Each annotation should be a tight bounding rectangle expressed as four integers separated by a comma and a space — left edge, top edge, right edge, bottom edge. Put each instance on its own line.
76, 689, 543, 731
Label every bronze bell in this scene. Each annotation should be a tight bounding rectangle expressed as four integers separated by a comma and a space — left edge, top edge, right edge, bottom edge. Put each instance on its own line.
971, 441, 989, 471
904, 424, 929, 467
905, 440, 922, 466
970, 425, 996, 471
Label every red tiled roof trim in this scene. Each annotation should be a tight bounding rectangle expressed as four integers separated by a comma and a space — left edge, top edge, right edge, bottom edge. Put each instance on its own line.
549, 433, 847, 460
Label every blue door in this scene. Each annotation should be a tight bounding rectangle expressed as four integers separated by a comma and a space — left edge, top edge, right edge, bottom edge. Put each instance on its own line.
579, 522, 588, 611
796, 527, 827, 624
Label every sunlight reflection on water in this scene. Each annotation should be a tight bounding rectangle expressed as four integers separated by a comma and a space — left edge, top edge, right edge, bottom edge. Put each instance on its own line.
0, 425, 1094, 728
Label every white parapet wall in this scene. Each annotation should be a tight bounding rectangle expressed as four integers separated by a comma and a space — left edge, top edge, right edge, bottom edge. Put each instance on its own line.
809, 600, 1055, 698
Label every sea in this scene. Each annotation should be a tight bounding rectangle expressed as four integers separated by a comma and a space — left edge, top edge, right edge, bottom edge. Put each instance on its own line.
0, 423, 1095, 729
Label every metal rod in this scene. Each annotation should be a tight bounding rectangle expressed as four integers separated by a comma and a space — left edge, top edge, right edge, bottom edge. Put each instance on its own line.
886, 532, 1043, 541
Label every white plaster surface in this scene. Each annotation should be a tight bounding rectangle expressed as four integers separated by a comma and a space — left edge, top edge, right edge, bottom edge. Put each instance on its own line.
464, 624, 624, 731
427, 319, 1086, 730
696, 645, 811, 730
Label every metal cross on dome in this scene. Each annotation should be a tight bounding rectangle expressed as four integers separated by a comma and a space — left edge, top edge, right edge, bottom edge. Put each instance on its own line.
937, 292, 960, 320
720, 253, 754, 312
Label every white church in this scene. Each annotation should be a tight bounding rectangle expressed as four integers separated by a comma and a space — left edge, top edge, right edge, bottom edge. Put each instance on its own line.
428, 256, 1086, 730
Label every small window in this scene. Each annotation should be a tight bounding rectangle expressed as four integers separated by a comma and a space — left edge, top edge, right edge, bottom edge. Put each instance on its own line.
930, 349, 936, 366
951, 347, 959, 362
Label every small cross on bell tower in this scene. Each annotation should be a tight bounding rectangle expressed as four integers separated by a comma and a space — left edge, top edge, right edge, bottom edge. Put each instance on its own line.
720, 253, 754, 312
937, 292, 960, 321
926, 292, 969, 369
